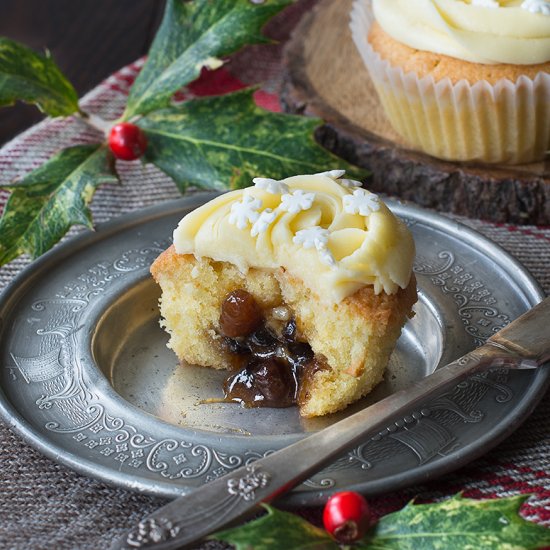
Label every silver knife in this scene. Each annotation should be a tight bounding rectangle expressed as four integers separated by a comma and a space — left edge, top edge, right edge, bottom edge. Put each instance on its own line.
113, 297, 550, 550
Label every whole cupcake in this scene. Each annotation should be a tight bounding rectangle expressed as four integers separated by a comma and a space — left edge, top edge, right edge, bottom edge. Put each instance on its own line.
350, 0, 550, 164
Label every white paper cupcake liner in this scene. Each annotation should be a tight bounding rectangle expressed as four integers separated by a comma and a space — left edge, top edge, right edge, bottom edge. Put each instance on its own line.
350, 0, 550, 165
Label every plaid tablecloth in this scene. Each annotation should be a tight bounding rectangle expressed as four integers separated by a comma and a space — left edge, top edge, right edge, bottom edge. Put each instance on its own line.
0, 2, 549, 548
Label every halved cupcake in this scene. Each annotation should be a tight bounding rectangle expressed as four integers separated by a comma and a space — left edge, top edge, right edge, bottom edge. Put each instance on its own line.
151, 172, 417, 417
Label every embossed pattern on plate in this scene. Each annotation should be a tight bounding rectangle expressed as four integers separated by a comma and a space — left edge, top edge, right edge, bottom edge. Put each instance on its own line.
0, 194, 547, 506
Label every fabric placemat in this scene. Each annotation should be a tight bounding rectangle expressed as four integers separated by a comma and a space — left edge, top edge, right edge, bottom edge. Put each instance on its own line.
0, 2, 549, 548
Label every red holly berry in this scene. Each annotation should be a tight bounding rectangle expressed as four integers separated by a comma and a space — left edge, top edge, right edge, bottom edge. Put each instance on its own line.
108, 122, 148, 160
323, 491, 371, 543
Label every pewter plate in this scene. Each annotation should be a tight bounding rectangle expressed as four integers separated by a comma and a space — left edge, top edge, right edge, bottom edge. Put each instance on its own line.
0, 194, 548, 506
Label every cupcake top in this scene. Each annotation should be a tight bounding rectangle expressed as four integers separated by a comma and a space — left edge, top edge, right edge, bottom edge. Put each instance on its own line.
372, 0, 550, 65
173, 172, 415, 303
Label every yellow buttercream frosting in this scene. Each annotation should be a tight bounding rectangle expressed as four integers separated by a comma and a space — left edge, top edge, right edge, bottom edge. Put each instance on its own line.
173, 173, 415, 304
372, 0, 550, 65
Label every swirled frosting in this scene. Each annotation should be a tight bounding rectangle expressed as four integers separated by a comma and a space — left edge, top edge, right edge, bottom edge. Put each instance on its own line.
372, 0, 550, 65
173, 173, 415, 303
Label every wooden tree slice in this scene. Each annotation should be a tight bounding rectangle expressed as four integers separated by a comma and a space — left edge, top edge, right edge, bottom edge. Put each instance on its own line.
280, 0, 550, 225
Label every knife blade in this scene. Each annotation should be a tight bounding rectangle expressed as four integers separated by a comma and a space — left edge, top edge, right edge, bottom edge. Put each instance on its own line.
113, 297, 550, 550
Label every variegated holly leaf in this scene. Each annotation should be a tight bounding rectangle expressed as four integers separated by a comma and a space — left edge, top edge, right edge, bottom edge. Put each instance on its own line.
212, 496, 550, 550
123, 0, 291, 120
210, 505, 337, 550
360, 494, 550, 550
0, 37, 79, 116
139, 89, 366, 191
0, 145, 117, 266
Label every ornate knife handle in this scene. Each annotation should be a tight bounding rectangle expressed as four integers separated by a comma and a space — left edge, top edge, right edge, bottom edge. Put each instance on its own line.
112, 339, 536, 550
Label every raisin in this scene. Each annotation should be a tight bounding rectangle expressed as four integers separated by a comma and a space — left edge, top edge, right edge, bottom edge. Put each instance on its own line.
247, 326, 279, 358
282, 318, 297, 342
220, 336, 249, 355
286, 341, 314, 367
254, 359, 295, 406
219, 290, 262, 338
224, 359, 295, 407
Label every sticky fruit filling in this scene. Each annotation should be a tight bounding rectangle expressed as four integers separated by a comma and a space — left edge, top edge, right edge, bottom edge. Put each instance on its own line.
218, 289, 325, 408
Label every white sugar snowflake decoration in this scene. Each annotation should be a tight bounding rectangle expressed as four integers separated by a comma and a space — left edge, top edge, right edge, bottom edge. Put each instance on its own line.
293, 226, 330, 249
343, 189, 380, 216
228, 195, 262, 230
315, 169, 346, 180
253, 177, 289, 195
279, 190, 315, 214
340, 178, 362, 189
293, 226, 336, 267
521, 0, 550, 14
317, 244, 337, 267
251, 208, 277, 237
